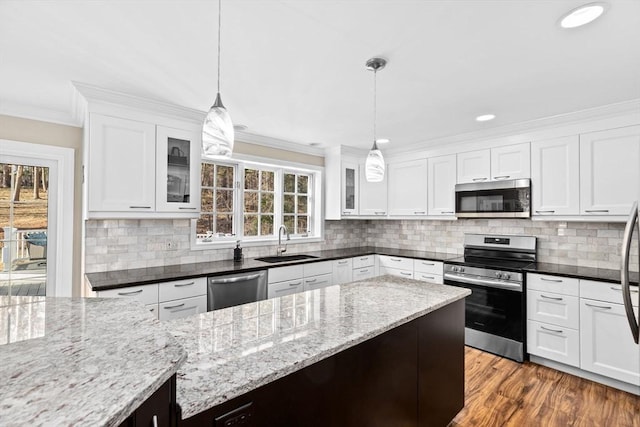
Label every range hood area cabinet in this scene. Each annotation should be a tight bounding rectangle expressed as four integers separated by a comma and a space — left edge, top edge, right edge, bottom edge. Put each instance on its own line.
76, 84, 202, 219
531, 125, 640, 219
456, 142, 531, 184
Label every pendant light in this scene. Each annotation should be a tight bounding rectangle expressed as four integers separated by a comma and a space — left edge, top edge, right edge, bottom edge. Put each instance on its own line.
365, 57, 387, 183
202, 0, 234, 159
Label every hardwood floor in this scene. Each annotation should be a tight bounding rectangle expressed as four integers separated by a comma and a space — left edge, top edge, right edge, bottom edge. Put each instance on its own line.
451, 347, 640, 427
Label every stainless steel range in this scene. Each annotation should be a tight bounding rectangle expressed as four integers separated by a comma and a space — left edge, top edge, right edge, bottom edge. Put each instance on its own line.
444, 234, 537, 362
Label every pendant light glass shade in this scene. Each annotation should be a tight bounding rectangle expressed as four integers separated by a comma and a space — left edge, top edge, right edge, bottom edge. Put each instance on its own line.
365, 141, 385, 182
203, 93, 234, 158
202, 0, 234, 159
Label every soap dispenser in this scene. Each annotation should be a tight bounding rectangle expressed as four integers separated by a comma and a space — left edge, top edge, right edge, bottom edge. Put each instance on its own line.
234, 240, 243, 263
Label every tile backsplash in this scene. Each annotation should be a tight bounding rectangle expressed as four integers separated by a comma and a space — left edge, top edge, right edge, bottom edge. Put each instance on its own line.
84, 218, 638, 273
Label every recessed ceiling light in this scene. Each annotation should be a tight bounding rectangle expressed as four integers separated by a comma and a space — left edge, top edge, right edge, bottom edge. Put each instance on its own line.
559, 3, 608, 29
475, 114, 496, 122
376, 138, 390, 144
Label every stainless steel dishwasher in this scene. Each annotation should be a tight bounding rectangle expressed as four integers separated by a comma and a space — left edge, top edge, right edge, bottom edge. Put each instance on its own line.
207, 270, 268, 311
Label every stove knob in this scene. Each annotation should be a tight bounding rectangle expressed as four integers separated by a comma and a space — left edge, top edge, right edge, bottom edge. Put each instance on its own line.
459, 267, 465, 273
452, 266, 459, 273
504, 273, 511, 280
495, 272, 503, 279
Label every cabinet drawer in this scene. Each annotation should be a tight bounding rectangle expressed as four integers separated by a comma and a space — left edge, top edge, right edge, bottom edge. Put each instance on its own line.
303, 261, 333, 277
97, 284, 158, 306
414, 273, 443, 284
353, 255, 375, 269
413, 260, 443, 275
268, 265, 304, 284
527, 320, 579, 368
527, 273, 579, 296
304, 273, 333, 291
158, 277, 206, 302
580, 279, 640, 306
527, 290, 579, 329
158, 295, 207, 321
353, 266, 375, 281
378, 255, 413, 271
380, 266, 414, 280
268, 278, 304, 298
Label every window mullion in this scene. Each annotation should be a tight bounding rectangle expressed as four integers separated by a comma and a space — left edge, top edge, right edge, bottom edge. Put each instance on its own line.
274, 169, 283, 231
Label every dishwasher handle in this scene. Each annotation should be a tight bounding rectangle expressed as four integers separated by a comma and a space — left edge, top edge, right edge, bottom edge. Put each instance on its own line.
209, 273, 264, 284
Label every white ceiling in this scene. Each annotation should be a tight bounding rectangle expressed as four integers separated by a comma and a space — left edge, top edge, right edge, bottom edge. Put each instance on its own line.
1, 0, 639, 152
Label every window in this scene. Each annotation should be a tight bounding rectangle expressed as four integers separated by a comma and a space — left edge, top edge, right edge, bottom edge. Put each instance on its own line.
197, 162, 236, 240
283, 172, 311, 236
196, 159, 321, 245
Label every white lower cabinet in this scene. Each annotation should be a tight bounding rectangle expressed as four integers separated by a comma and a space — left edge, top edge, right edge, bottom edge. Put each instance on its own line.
380, 266, 414, 279
413, 260, 443, 284
333, 258, 353, 285
304, 273, 333, 291
580, 298, 640, 385
527, 320, 580, 368
413, 272, 443, 284
268, 278, 304, 298
159, 295, 207, 321
353, 266, 375, 281
96, 284, 159, 305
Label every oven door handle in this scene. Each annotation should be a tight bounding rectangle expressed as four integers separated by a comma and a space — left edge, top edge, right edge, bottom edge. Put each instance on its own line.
444, 273, 522, 292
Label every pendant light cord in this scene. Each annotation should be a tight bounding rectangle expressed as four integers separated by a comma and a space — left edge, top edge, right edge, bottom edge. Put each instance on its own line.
217, 0, 222, 93
373, 67, 377, 148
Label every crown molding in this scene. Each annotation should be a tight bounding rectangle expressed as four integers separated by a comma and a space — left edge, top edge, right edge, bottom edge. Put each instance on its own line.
0, 100, 79, 128
384, 98, 640, 156
72, 81, 206, 125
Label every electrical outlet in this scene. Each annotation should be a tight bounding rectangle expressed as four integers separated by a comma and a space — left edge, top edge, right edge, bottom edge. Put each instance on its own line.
165, 241, 177, 250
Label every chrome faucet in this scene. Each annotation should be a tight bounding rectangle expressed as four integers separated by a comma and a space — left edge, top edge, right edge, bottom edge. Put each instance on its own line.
277, 225, 290, 256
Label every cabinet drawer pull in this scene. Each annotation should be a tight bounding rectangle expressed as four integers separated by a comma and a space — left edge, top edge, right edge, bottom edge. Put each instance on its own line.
375, 211, 386, 215
338, 260, 349, 265
174, 282, 195, 287
342, 211, 350, 215
610, 286, 639, 293
400, 272, 412, 276
421, 275, 435, 280
584, 209, 609, 213
472, 177, 487, 182
442, 211, 455, 214
540, 326, 564, 334
585, 303, 612, 310
493, 175, 510, 180
290, 282, 302, 286
360, 257, 370, 261
540, 294, 563, 301
306, 278, 317, 283
414, 211, 426, 215
540, 277, 563, 283
535, 210, 555, 214
421, 262, 435, 266
164, 303, 185, 310
129, 206, 151, 209
359, 269, 370, 273
117, 289, 143, 296
275, 288, 292, 293
179, 207, 197, 210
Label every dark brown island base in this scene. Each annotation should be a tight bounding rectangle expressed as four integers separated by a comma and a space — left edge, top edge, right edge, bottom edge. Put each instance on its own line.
179, 299, 465, 427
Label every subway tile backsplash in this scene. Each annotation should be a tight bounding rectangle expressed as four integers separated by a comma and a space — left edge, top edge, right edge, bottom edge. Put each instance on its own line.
84, 219, 638, 273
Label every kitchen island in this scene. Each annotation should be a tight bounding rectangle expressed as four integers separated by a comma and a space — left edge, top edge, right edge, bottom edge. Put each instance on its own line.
0, 295, 186, 426
166, 275, 470, 426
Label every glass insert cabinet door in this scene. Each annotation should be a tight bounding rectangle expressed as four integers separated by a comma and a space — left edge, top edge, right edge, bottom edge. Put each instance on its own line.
342, 161, 359, 215
155, 125, 201, 213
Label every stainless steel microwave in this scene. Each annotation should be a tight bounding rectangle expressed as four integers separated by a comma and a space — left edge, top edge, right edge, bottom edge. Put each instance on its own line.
455, 179, 531, 218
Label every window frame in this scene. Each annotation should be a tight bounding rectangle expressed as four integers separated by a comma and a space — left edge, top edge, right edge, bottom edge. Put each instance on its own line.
192, 156, 323, 249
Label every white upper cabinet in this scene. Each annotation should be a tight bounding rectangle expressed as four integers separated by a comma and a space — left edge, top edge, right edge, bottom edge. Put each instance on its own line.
341, 160, 359, 216
491, 143, 531, 181
155, 125, 201, 213
531, 136, 580, 216
457, 143, 530, 184
88, 114, 157, 213
359, 162, 388, 216
456, 149, 491, 184
580, 125, 640, 216
427, 154, 456, 216
388, 159, 428, 216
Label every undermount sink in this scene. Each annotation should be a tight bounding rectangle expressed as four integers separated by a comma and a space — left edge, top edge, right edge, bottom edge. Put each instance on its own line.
255, 254, 318, 263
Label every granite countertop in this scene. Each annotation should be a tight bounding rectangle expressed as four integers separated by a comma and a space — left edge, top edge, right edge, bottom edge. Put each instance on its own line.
85, 246, 457, 291
525, 263, 639, 286
165, 275, 471, 420
0, 296, 187, 426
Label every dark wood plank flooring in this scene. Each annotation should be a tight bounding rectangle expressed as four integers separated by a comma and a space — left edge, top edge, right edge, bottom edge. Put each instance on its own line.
451, 347, 640, 427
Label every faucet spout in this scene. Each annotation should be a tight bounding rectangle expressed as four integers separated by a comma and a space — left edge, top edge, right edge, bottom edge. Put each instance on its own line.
277, 225, 290, 256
